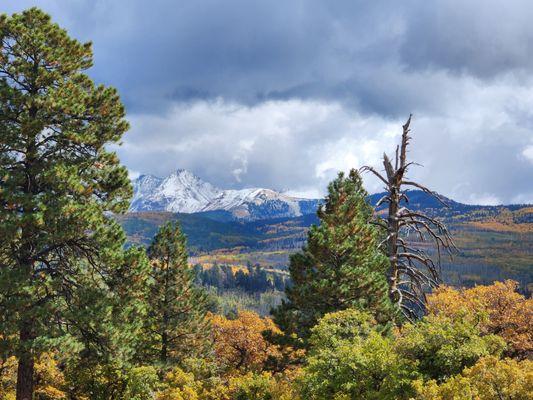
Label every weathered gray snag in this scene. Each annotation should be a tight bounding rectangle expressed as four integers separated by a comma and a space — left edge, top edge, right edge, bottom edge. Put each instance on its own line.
361, 115, 456, 320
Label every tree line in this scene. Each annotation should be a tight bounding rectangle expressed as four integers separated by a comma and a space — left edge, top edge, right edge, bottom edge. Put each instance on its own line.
194, 263, 288, 294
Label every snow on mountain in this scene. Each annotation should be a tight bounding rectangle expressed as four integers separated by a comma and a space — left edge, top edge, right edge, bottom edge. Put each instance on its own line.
131, 169, 220, 213
129, 169, 319, 220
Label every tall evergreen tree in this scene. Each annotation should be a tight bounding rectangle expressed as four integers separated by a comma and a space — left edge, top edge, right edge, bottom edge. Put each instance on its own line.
142, 221, 211, 368
273, 169, 396, 343
0, 9, 148, 399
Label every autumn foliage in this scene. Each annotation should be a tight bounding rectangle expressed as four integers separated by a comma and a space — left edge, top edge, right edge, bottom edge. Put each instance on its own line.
427, 280, 533, 358
1, 353, 67, 399
415, 356, 533, 400
210, 311, 282, 372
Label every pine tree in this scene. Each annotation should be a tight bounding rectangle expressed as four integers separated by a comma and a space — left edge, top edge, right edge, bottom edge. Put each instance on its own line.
273, 169, 396, 343
142, 221, 211, 368
0, 9, 148, 399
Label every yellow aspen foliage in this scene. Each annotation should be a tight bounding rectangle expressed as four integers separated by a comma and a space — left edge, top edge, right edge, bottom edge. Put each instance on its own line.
0, 356, 17, 400
206, 372, 299, 400
156, 368, 299, 400
156, 368, 201, 400
225, 372, 292, 400
210, 311, 282, 372
427, 280, 533, 358
34, 353, 67, 399
414, 356, 533, 400
0, 353, 66, 400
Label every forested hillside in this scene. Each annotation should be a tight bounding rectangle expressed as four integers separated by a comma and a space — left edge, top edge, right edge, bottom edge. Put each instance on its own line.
119, 192, 533, 291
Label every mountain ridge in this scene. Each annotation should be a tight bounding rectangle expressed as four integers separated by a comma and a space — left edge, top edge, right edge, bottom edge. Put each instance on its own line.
131, 169, 532, 222
130, 169, 319, 220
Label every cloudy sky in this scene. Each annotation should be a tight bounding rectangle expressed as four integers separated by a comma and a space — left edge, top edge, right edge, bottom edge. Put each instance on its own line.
5, 1, 533, 204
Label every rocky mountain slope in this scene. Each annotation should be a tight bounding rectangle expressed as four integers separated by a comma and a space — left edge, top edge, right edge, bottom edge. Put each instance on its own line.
130, 169, 319, 220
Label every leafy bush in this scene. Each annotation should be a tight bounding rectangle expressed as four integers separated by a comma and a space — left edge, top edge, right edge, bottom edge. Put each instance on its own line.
427, 280, 533, 358
123, 366, 160, 400
299, 309, 418, 400
211, 311, 282, 373
414, 356, 533, 400
156, 367, 202, 400
396, 314, 506, 381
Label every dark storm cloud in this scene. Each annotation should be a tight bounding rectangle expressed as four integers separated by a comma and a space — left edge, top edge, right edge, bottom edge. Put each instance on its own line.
4, 1, 407, 112
3, 1, 533, 203
5, 1, 533, 110
400, 0, 533, 79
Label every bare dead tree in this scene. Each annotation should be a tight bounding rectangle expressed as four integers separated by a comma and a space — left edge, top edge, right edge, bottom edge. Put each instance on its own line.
361, 115, 456, 320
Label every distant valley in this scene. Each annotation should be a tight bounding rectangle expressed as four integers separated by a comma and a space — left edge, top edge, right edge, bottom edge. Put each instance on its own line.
120, 172, 533, 293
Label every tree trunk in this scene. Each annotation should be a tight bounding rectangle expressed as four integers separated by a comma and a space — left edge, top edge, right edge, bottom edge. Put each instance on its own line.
387, 186, 400, 304
16, 319, 35, 400
161, 330, 168, 365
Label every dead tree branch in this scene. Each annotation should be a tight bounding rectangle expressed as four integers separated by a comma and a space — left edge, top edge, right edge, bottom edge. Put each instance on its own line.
361, 114, 457, 321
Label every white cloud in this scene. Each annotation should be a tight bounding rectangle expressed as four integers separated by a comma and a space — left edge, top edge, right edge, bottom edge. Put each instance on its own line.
284, 187, 324, 199
127, 169, 140, 180
6, 1, 533, 204
115, 89, 533, 205
522, 145, 533, 163
466, 193, 502, 206
119, 99, 407, 196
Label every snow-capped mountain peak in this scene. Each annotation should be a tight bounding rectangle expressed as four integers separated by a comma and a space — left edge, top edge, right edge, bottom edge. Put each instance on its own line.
129, 170, 319, 220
